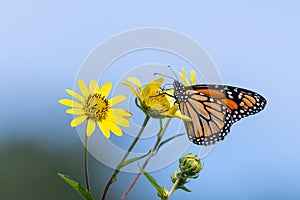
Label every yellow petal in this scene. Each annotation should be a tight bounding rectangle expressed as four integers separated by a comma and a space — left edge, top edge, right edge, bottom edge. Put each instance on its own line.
86, 119, 96, 137
164, 89, 175, 102
165, 88, 174, 95
166, 104, 179, 116
111, 108, 132, 118
89, 80, 99, 95
59, 99, 83, 108
78, 79, 89, 97
153, 76, 164, 84
115, 117, 130, 127
108, 94, 126, 106
107, 121, 122, 136
70, 115, 87, 127
66, 108, 85, 115
122, 82, 142, 99
126, 77, 142, 91
190, 70, 195, 85
173, 111, 192, 121
181, 67, 187, 77
98, 121, 110, 138
142, 77, 164, 99
99, 82, 112, 97
109, 110, 131, 127
65, 89, 85, 102
179, 68, 189, 86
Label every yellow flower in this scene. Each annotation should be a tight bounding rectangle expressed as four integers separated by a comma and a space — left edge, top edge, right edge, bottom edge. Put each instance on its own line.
59, 79, 131, 138
179, 67, 200, 86
122, 77, 189, 120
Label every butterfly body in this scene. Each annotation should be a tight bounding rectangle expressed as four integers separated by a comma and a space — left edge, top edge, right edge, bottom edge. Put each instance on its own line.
173, 80, 266, 146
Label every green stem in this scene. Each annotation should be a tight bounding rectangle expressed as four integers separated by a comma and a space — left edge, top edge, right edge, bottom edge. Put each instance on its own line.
101, 115, 150, 200
84, 132, 90, 191
121, 118, 172, 200
167, 176, 181, 199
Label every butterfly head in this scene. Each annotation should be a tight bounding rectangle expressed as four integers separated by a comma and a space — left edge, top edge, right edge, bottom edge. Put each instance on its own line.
173, 80, 188, 103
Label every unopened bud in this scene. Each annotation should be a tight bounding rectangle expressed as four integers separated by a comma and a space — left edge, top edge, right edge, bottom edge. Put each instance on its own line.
179, 153, 202, 178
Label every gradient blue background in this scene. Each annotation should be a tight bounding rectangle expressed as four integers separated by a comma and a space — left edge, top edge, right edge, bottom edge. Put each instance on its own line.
1, 1, 300, 199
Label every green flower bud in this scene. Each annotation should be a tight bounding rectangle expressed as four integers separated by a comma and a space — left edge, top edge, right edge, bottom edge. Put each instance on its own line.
179, 153, 202, 178
158, 187, 169, 200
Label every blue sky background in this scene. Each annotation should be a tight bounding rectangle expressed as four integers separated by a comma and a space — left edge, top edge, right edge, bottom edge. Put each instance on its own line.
1, 1, 300, 200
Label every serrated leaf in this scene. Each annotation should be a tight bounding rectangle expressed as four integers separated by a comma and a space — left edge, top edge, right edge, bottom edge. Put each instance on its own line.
57, 172, 94, 200
118, 152, 150, 168
156, 133, 184, 151
178, 185, 191, 192
139, 166, 164, 194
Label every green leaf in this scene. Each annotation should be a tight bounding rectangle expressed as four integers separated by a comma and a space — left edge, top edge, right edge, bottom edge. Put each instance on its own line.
139, 166, 164, 195
178, 185, 191, 192
57, 172, 94, 200
156, 133, 184, 151
118, 152, 150, 168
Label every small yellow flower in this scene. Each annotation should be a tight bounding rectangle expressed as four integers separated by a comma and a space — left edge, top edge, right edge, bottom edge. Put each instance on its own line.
59, 79, 131, 138
179, 67, 201, 86
122, 77, 188, 120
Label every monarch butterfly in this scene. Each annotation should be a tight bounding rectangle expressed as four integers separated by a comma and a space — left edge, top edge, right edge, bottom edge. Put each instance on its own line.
173, 80, 267, 146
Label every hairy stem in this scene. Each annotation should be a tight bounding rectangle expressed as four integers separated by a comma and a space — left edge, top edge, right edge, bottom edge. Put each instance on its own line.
167, 175, 181, 199
121, 118, 172, 200
101, 115, 150, 200
84, 132, 90, 191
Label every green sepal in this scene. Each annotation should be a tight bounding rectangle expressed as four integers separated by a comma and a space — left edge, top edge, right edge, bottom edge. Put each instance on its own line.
178, 185, 191, 192
135, 97, 142, 110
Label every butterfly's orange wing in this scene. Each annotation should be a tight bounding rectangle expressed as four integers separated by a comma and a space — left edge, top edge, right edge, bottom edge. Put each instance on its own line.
177, 84, 266, 146
178, 89, 232, 145
192, 85, 267, 122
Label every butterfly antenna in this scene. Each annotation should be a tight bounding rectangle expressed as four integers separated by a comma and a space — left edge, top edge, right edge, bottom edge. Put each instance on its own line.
167, 65, 179, 81
159, 83, 173, 91
153, 72, 176, 81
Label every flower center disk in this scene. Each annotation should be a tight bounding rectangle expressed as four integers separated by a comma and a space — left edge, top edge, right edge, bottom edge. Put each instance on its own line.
84, 93, 110, 121
145, 91, 170, 113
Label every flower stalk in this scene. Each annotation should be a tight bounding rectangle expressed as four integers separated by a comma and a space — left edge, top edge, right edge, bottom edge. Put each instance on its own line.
84, 129, 90, 191
102, 115, 150, 200
167, 176, 180, 199
121, 118, 172, 200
